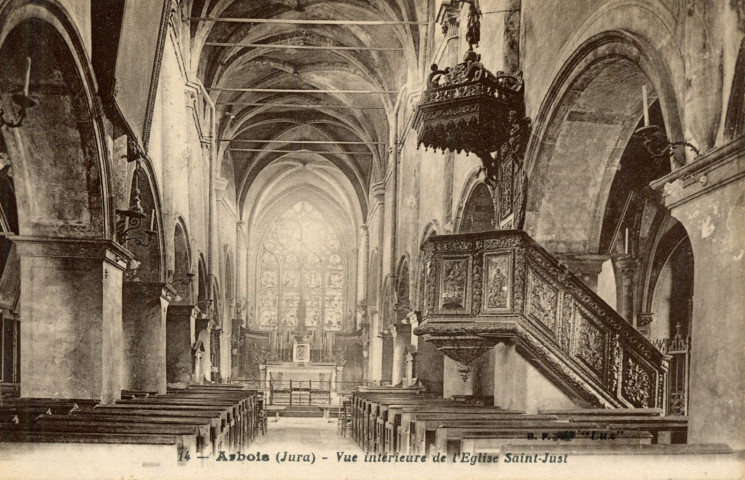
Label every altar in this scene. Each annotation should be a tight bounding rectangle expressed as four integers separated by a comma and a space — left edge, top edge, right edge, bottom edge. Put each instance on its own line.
261, 361, 343, 405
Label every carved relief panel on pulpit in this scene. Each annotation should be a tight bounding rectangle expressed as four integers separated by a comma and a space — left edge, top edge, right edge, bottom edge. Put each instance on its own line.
416, 231, 669, 408
439, 257, 471, 312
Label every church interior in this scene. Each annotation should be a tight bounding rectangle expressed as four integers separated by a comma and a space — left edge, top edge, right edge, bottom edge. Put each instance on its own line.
0, 0, 744, 477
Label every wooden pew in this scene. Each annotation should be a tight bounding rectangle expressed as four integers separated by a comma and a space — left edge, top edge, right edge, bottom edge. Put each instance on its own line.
162, 387, 259, 445
0, 397, 99, 410
1, 430, 198, 464
94, 404, 229, 452
0, 388, 256, 460
408, 414, 561, 455
165, 386, 259, 443
370, 397, 455, 453
352, 391, 432, 449
351, 388, 425, 443
61, 411, 222, 453
538, 408, 664, 417
544, 415, 687, 444
116, 395, 245, 450
396, 408, 533, 455
375, 399, 493, 453
30, 416, 212, 455
354, 393, 434, 451
434, 424, 654, 456
0, 399, 96, 432
121, 390, 156, 399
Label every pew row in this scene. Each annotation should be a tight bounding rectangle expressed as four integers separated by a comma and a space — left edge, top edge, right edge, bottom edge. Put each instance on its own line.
350, 389, 689, 456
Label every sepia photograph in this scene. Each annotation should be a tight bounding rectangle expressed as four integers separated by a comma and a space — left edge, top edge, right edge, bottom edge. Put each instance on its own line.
0, 0, 744, 479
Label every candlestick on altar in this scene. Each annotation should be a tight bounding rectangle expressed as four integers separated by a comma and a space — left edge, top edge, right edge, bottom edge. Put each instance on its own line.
642, 85, 649, 127
23, 57, 31, 97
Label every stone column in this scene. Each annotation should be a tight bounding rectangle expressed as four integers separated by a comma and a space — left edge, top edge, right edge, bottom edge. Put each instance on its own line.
404, 351, 416, 384
356, 225, 369, 329
443, 357, 473, 398
492, 343, 526, 410
614, 257, 639, 324
15, 237, 131, 403
368, 317, 383, 384
366, 184, 385, 384
166, 304, 199, 384
652, 138, 745, 448
195, 317, 213, 383
382, 143, 398, 280
438, 0, 461, 65
122, 282, 176, 394
391, 324, 410, 386
403, 311, 420, 385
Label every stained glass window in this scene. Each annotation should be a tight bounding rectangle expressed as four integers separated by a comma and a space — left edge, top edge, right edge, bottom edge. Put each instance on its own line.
257, 202, 345, 331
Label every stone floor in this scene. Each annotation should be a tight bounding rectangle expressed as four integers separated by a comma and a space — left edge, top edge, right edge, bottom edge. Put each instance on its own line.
252, 416, 361, 455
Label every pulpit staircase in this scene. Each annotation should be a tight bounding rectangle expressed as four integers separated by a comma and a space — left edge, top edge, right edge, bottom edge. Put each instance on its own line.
415, 230, 670, 410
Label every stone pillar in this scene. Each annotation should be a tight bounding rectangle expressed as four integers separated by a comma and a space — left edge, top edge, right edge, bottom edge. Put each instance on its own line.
391, 324, 410, 386
492, 343, 526, 410
652, 137, 745, 448
403, 311, 424, 386
234, 221, 247, 379
405, 351, 416, 384
554, 253, 608, 292
380, 333, 394, 385
195, 317, 213, 383
614, 257, 639, 324
443, 357, 473, 398
122, 282, 175, 394
166, 304, 198, 384
438, 0, 461, 65
159, 45, 181, 277
382, 143, 398, 279
16, 238, 131, 403
368, 321, 383, 384
236, 221, 247, 316
356, 225, 369, 329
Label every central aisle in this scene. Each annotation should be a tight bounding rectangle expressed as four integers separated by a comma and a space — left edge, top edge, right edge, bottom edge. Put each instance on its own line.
252, 417, 362, 454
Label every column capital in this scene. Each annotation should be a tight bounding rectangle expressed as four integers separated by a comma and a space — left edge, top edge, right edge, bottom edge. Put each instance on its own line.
437, 0, 461, 38
403, 311, 421, 328
614, 256, 640, 281
13, 236, 133, 271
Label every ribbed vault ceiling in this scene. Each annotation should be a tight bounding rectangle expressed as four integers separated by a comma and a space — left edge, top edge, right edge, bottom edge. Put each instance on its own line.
187, 0, 430, 225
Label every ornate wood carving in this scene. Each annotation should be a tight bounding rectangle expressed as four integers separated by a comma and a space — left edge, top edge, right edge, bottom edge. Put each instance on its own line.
527, 268, 559, 335
575, 312, 606, 377
483, 253, 511, 311
415, 230, 669, 408
622, 355, 652, 407
412, 6, 531, 229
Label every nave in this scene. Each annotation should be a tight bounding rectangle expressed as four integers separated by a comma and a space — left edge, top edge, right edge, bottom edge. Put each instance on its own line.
0, 0, 744, 479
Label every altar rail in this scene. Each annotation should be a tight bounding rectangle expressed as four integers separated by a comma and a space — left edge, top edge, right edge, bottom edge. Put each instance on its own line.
415, 230, 669, 409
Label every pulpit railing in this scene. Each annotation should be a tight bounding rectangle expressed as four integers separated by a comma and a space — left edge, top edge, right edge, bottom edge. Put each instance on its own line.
415, 230, 669, 409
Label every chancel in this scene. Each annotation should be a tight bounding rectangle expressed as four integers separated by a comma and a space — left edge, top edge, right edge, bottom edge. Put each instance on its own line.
0, 0, 743, 478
